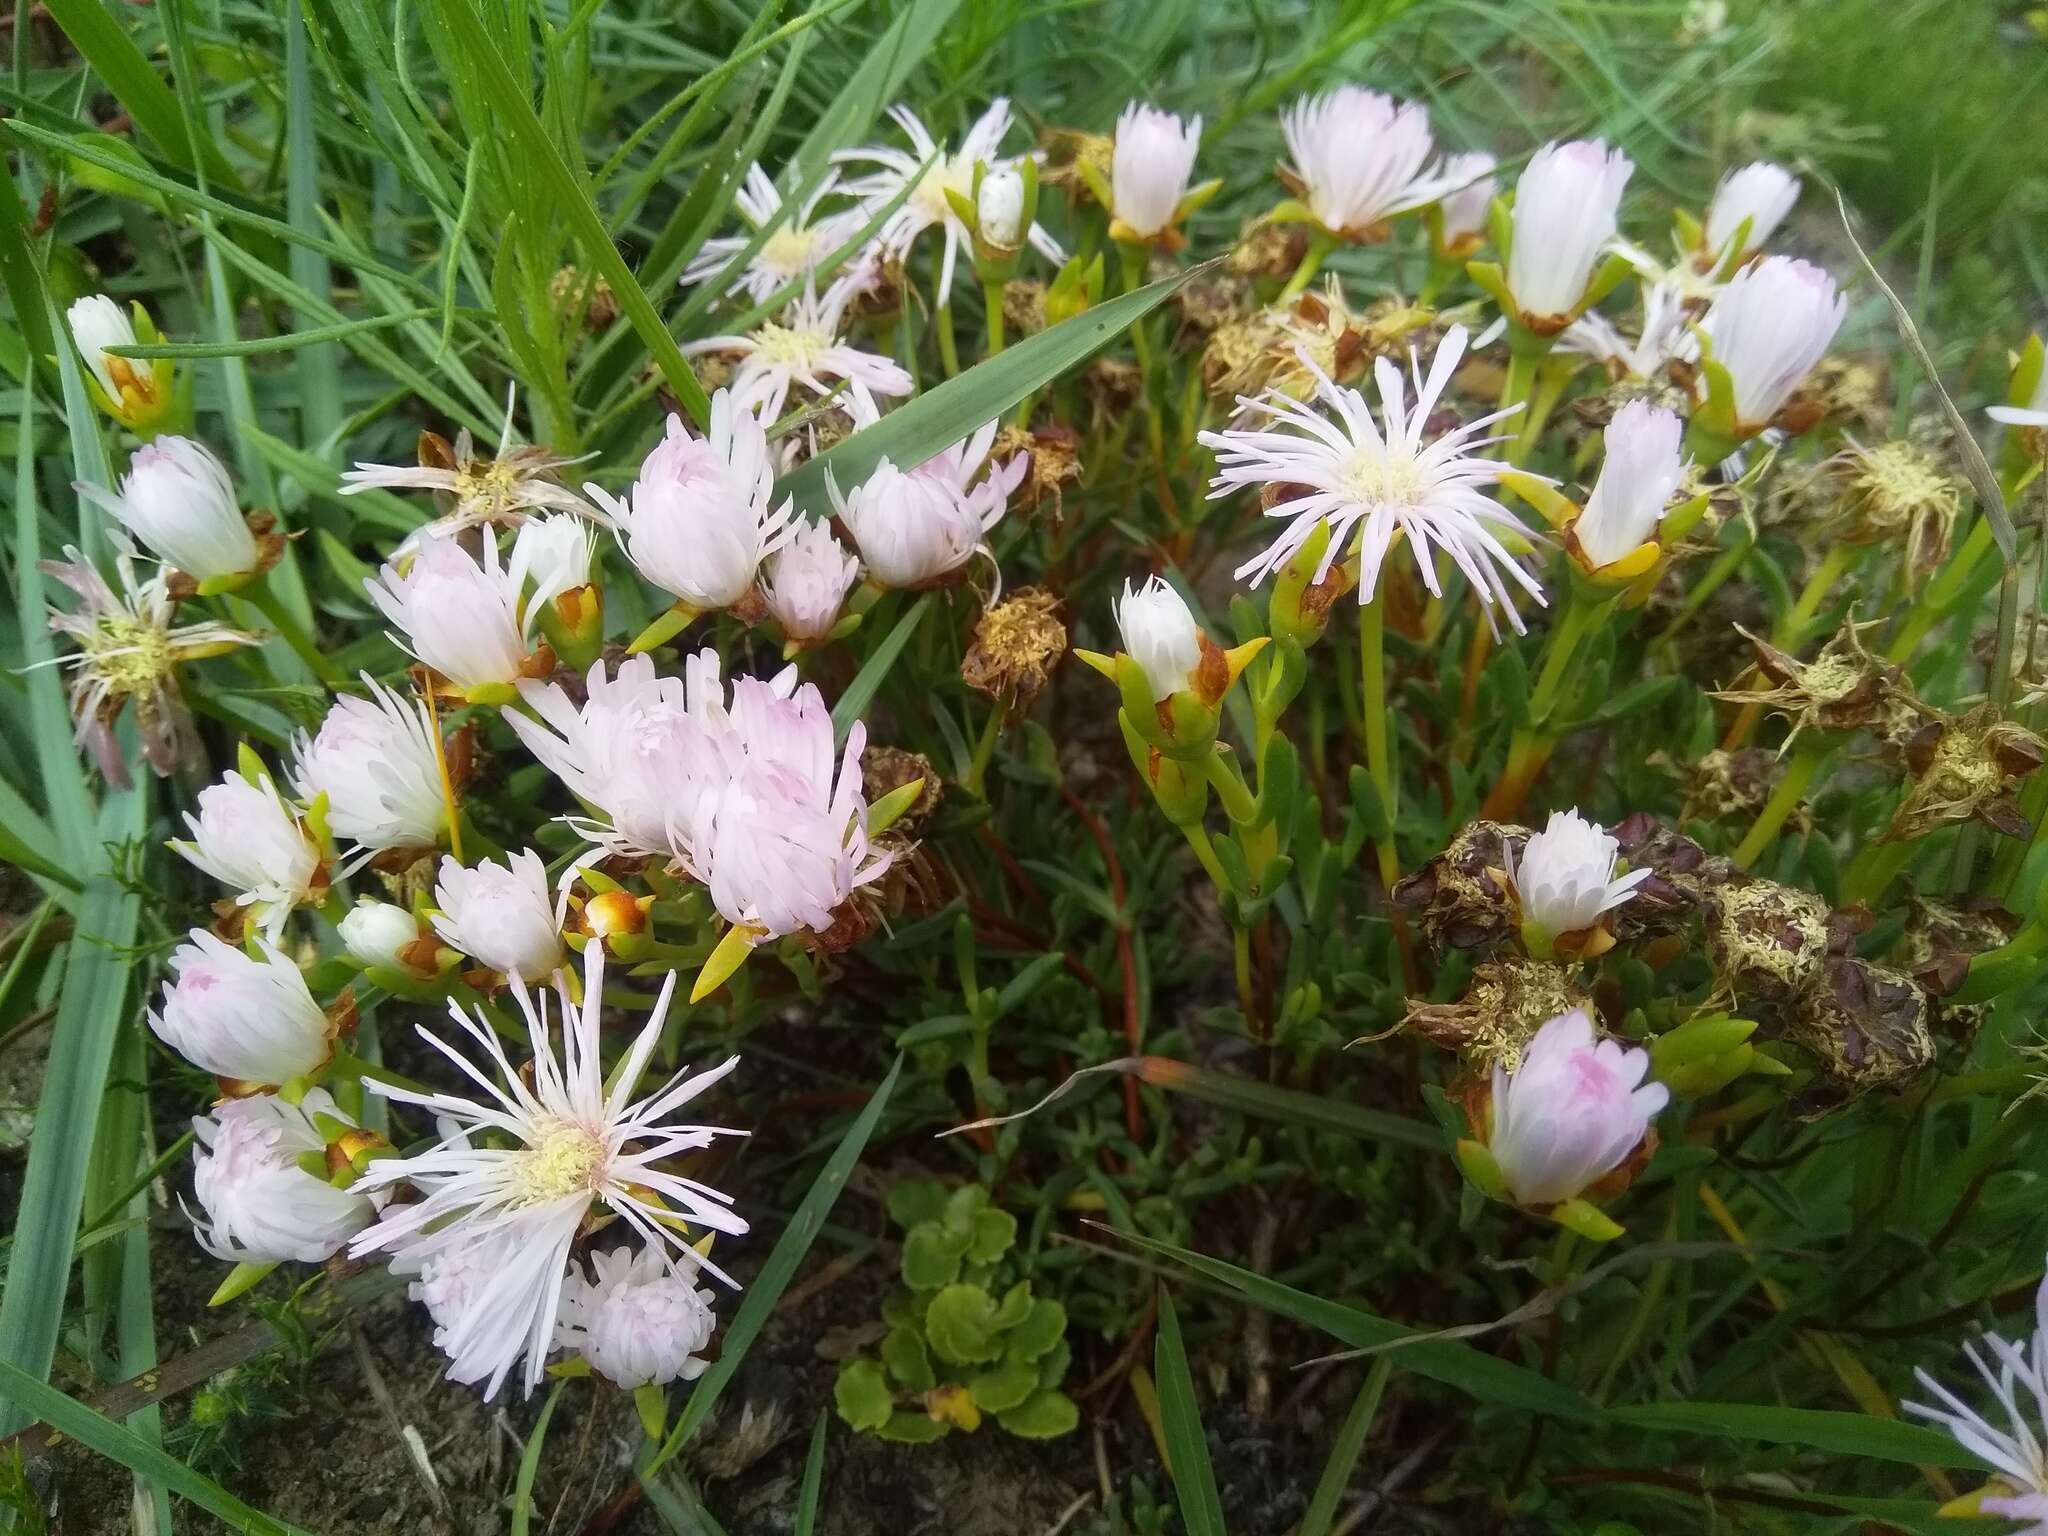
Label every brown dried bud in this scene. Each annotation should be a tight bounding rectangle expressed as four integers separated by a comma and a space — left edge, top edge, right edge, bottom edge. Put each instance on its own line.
1676, 747, 1781, 823
861, 745, 943, 836
1802, 355, 1890, 433
1607, 814, 1736, 939
1002, 279, 1048, 337
1173, 269, 1253, 336
1704, 879, 1834, 1013
1887, 704, 2046, 842
1401, 957, 1593, 1073
1228, 218, 1305, 280
1780, 957, 1935, 1114
961, 587, 1066, 717
1392, 820, 1523, 952
1901, 897, 2020, 999
1085, 358, 1144, 420
1712, 615, 1909, 747
992, 423, 1082, 521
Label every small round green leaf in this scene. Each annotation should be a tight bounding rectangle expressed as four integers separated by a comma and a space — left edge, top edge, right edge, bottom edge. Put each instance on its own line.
882, 1325, 935, 1391
834, 1359, 894, 1431
968, 1207, 1018, 1263
997, 1390, 1079, 1439
886, 1178, 949, 1230
876, 1411, 951, 1443
1006, 1298, 1066, 1362
902, 1221, 969, 1290
924, 1282, 1001, 1366
968, 1357, 1039, 1414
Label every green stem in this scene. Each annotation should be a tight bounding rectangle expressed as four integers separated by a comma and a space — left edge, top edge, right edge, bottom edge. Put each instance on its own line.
1201, 749, 1259, 825
1841, 836, 1918, 907
1498, 347, 1541, 467
982, 279, 1005, 355
963, 704, 1003, 798
1888, 517, 1995, 663
1180, 820, 1231, 894
244, 579, 340, 685
1527, 593, 1605, 726
1233, 922, 1258, 1033
1512, 356, 1572, 465
1732, 742, 1827, 871
934, 292, 960, 378
1781, 543, 1856, 648
1275, 227, 1337, 305
1360, 597, 1398, 886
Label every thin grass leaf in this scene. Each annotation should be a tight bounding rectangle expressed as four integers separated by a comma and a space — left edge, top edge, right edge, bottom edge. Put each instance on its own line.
1300, 1359, 1393, 1536
1605, 1402, 1978, 1468
1155, 1289, 1227, 1536
109, 308, 441, 357
793, 1410, 828, 1536
510, 1379, 564, 1536
831, 595, 931, 744
38, 0, 240, 185
781, 0, 966, 192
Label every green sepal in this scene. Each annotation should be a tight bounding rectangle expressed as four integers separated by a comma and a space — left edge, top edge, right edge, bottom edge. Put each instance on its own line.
208, 1261, 278, 1307
195, 569, 258, 598
1454, 1138, 1508, 1201
867, 777, 927, 837
1552, 1198, 1625, 1243
633, 1382, 668, 1441
1464, 258, 1516, 318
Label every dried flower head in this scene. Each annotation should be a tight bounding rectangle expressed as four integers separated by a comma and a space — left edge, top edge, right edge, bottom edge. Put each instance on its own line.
1607, 814, 1736, 939
342, 396, 598, 540
1889, 705, 2047, 842
1712, 616, 1908, 748
962, 587, 1066, 716
861, 745, 942, 837
1826, 438, 1964, 588
992, 423, 1083, 521
1781, 957, 1935, 1113
1673, 746, 1781, 823
548, 265, 618, 331
1705, 878, 1835, 1013
1402, 955, 1593, 1072
1393, 819, 1521, 952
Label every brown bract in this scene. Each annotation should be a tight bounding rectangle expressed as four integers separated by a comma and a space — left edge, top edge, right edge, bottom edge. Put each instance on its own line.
1607, 814, 1736, 940
1392, 819, 1524, 952
1887, 704, 2046, 841
1712, 615, 1910, 747
992, 424, 1082, 522
1781, 957, 1935, 1114
1675, 746, 1781, 823
961, 587, 1066, 717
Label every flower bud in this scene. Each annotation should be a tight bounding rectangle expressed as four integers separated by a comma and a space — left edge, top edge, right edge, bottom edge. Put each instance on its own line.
577, 888, 654, 960
339, 899, 426, 970
68, 294, 174, 433
1572, 400, 1686, 574
1268, 519, 1355, 647
553, 1246, 717, 1389
189, 1088, 377, 1263
1506, 808, 1652, 960
430, 850, 564, 983
1702, 161, 1799, 263
762, 518, 861, 644
1114, 576, 1203, 702
1649, 1012, 1762, 1097
292, 676, 448, 857
1695, 256, 1845, 435
170, 769, 322, 942
1477, 1008, 1667, 1209
978, 167, 1027, 250
76, 437, 256, 584
1434, 152, 1497, 254
1111, 103, 1202, 243
151, 929, 334, 1085
365, 532, 538, 698
1505, 140, 1633, 324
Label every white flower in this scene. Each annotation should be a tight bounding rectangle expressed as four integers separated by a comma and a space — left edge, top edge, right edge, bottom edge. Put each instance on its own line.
1116, 576, 1203, 701
291, 675, 447, 859
341, 393, 597, 537
1112, 104, 1201, 240
1991, 364, 2048, 430
589, 397, 791, 610
763, 518, 861, 642
1698, 256, 1846, 430
555, 1245, 717, 1389
835, 100, 1065, 303
150, 929, 332, 1085
684, 284, 913, 424
1559, 281, 1695, 380
1436, 151, 1497, 246
680, 164, 870, 306
1505, 140, 1633, 320
364, 532, 535, 694
1280, 87, 1458, 238
68, 294, 143, 405
828, 421, 1025, 590
339, 900, 424, 970
977, 166, 1026, 248
430, 850, 563, 983
1199, 325, 1545, 632
348, 944, 748, 1400
509, 513, 597, 618
1904, 1274, 2048, 1532
1574, 401, 1687, 568
1486, 1010, 1668, 1207
74, 437, 256, 583
171, 769, 320, 939
1703, 161, 1799, 259
188, 1088, 376, 1263
1507, 809, 1653, 939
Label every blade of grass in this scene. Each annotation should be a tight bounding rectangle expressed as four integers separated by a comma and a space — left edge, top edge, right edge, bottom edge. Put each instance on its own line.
793, 1410, 828, 1536
646, 1054, 903, 1475
509, 1379, 564, 1536
781, 0, 965, 193
38, 0, 240, 185
1299, 1359, 1394, 1536
1605, 1403, 1976, 1469
1154, 1289, 1227, 1536
109, 307, 440, 356
831, 595, 931, 744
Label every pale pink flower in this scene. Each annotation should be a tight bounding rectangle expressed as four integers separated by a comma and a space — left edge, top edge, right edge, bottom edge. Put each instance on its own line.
1703, 161, 1799, 259
1115, 576, 1202, 701
684, 283, 912, 424
364, 533, 536, 694
1281, 87, 1459, 238
555, 1245, 718, 1388
763, 518, 862, 642
827, 421, 1025, 590
150, 929, 331, 1085
430, 850, 563, 983
291, 675, 447, 860
76, 436, 256, 583
1904, 1271, 2048, 1533
1506, 809, 1653, 939
1112, 103, 1201, 240
1697, 256, 1846, 430
1505, 140, 1633, 320
170, 769, 321, 939
1574, 400, 1687, 567
681, 163, 870, 306
188, 1088, 376, 1263
1485, 1010, 1667, 1206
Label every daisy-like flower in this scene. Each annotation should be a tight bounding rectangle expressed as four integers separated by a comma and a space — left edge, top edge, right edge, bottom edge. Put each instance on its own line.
347, 944, 748, 1400
762, 518, 862, 643
1904, 1272, 2048, 1532
1559, 281, 1695, 380
1572, 400, 1688, 570
1697, 255, 1846, 432
38, 544, 259, 788
364, 532, 539, 697
291, 675, 448, 861
683, 283, 913, 425
150, 928, 334, 1086
1506, 808, 1653, 955
588, 396, 792, 611
171, 769, 322, 939
554, 1245, 718, 1389
430, 850, 564, 983
341, 392, 597, 541
1111, 103, 1202, 243
188, 1088, 377, 1263
75, 437, 258, 585
679, 163, 870, 306
1199, 324, 1546, 632
1504, 140, 1633, 325
1280, 87, 1460, 240
1702, 161, 1800, 262
1483, 1010, 1668, 1207
835, 100, 1065, 304
827, 420, 1026, 590
1115, 576, 1204, 702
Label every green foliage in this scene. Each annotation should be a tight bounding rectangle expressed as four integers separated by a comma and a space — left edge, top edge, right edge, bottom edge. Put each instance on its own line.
834, 1180, 1076, 1440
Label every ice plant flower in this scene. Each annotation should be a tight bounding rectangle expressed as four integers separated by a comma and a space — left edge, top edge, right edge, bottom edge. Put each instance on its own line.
554, 1245, 718, 1389
338, 900, 429, 971
1559, 281, 1694, 380
1278, 87, 1457, 241
347, 944, 748, 1400
1691, 255, 1846, 455
509, 513, 598, 617
341, 396, 596, 539
1498, 140, 1633, 329
1109, 103, 1204, 244
836, 100, 1065, 304
684, 284, 913, 424
762, 518, 861, 644
1903, 1273, 2048, 1530
430, 850, 564, 984
1569, 400, 1688, 573
150, 929, 334, 1086
679, 163, 869, 305
75, 436, 260, 587
1200, 325, 1545, 632
188, 1088, 376, 1263
977, 166, 1027, 250
589, 396, 792, 614
38, 543, 258, 787
291, 675, 448, 861
171, 769, 322, 939
828, 421, 1026, 590
1466, 1009, 1668, 1228
1701, 161, 1799, 263
1506, 809, 1653, 959
1115, 576, 1204, 702
1430, 151, 1497, 258
364, 532, 540, 700
68, 294, 175, 434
